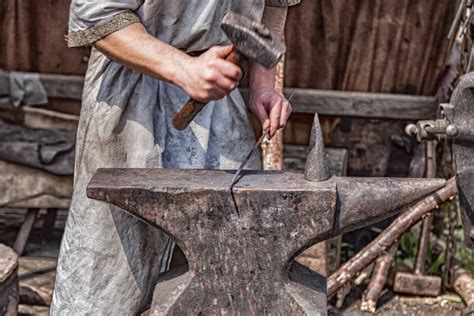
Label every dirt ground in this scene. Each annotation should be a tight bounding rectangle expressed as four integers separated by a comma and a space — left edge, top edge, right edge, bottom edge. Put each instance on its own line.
329, 282, 467, 316
334, 293, 465, 316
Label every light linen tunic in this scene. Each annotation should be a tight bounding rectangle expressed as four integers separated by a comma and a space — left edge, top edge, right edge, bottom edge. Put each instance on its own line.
51, 0, 299, 314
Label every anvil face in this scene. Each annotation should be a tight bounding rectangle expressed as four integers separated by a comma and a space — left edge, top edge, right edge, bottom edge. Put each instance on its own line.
87, 169, 445, 315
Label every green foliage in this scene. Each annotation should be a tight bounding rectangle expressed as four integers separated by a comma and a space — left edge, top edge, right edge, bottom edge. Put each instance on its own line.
341, 242, 356, 261
396, 231, 418, 269
429, 251, 445, 275
395, 199, 474, 277
456, 243, 474, 272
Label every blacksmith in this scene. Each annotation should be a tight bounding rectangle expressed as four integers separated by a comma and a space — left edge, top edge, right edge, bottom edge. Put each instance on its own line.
51, 0, 299, 314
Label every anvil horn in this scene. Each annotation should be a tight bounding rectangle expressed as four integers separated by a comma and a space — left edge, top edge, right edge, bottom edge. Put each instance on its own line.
334, 177, 446, 236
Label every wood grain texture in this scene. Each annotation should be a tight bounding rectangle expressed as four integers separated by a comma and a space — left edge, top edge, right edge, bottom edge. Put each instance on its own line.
245, 88, 437, 119
0, 0, 89, 75
285, 88, 437, 119
0, 72, 438, 120
285, 0, 459, 96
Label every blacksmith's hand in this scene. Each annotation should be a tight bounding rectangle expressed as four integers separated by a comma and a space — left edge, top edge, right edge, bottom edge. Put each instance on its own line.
93, 25, 241, 104
176, 45, 242, 103
248, 63, 292, 138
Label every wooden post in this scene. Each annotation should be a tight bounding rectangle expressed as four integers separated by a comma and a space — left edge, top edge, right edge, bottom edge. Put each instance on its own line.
261, 59, 285, 170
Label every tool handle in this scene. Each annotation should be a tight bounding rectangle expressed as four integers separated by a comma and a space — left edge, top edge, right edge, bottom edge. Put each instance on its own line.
172, 99, 207, 130
172, 52, 240, 130
414, 141, 436, 275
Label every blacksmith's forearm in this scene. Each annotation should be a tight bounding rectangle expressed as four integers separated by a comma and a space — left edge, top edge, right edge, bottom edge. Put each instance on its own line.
93, 23, 189, 85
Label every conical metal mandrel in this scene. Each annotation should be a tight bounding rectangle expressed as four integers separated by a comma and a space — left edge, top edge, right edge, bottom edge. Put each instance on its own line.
305, 113, 330, 182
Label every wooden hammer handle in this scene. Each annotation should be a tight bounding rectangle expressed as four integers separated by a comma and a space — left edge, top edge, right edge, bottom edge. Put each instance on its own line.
172, 99, 207, 130
172, 52, 240, 130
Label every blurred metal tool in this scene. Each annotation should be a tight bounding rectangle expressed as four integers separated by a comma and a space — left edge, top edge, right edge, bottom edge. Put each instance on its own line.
229, 130, 268, 190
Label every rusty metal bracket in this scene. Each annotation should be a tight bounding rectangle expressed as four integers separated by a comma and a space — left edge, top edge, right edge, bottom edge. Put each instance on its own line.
405, 118, 458, 142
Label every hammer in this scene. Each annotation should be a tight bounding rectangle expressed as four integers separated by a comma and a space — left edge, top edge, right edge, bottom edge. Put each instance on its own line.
172, 11, 286, 130
393, 141, 442, 297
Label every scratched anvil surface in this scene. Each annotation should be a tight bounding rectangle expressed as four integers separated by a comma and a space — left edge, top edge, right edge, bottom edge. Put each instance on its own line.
88, 168, 445, 315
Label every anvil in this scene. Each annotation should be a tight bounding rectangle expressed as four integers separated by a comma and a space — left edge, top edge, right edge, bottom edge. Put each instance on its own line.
87, 168, 445, 314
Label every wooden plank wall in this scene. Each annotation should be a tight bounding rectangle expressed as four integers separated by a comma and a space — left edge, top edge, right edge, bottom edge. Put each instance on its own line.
285, 0, 459, 95
0, 0, 460, 177
1, 0, 459, 95
0, 1, 88, 115
283, 0, 459, 176
0, 0, 88, 75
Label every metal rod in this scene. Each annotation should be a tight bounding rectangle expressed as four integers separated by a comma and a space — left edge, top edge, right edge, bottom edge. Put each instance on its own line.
228, 89, 295, 190
448, 0, 467, 39
228, 131, 268, 190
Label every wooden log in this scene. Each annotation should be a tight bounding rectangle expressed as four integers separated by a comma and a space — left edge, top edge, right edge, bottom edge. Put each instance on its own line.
0, 244, 18, 316
13, 208, 39, 255
360, 243, 398, 313
18, 257, 57, 308
327, 177, 458, 297
0, 209, 68, 230
19, 286, 47, 306
453, 267, 474, 314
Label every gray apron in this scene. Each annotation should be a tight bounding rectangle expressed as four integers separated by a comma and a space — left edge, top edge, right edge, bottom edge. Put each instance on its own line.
51, 0, 298, 314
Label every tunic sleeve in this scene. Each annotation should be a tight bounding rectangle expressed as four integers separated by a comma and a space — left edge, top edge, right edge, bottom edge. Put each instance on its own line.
67, 1, 143, 48
265, 0, 301, 6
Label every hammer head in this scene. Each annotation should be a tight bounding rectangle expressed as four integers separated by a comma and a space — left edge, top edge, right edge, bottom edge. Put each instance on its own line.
221, 11, 286, 69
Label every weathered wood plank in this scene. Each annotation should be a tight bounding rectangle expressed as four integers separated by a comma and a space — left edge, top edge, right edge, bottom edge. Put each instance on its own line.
0, 104, 79, 131
0, 160, 72, 209
282, 88, 437, 120
0, 70, 84, 100
0, 208, 68, 231
38, 73, 84, 100
243, 88, 437, 119
0, 244, 18, 315
0, 70, 437, 120
0, 120, 76, 175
